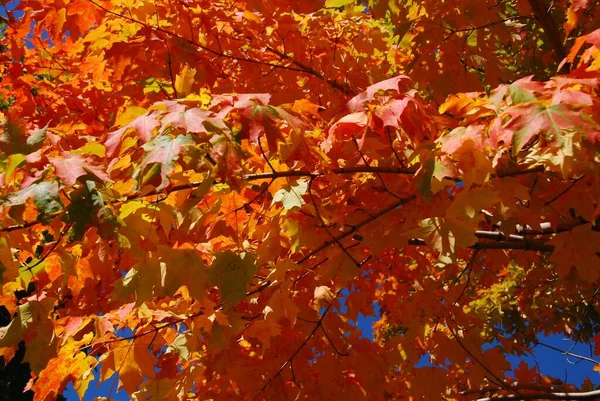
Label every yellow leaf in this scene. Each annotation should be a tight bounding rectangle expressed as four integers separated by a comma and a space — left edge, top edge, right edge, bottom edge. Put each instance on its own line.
0, 238, 19, 282
175, 65, 196, 97
5, 153, 25, 183
102, 339, 155, 394
293, 99, 324, 118
243, 10, 261, 24
325, 0, 354, 7
73, 141, 106, 157
115, 106, 146, 127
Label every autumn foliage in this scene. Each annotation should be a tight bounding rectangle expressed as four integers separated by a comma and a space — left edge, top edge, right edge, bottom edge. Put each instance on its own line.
1, 0, 600, 400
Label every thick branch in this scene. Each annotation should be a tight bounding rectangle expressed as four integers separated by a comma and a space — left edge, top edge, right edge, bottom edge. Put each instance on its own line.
527, 0, 567, 65
408, 237, 555, 252
474, 389, 600, 401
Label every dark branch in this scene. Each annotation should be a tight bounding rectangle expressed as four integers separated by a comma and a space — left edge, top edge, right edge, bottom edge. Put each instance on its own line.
473, 389, 600, 401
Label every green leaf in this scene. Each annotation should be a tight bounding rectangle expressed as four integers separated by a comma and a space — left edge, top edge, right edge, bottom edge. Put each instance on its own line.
134, 134, 193, 190
416, 158, 435, 200
8, 181, 63, 222
272, 179, 308, 210
208, 252, 258, 309
26, 124, 47, 151
508, 84, 536, 105
158, 246, 207, 300
63, 181, 119, 241
167, 333, 190, 360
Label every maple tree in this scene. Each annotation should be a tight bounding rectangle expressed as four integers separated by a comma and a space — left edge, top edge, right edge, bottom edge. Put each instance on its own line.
1, 0, 600, 400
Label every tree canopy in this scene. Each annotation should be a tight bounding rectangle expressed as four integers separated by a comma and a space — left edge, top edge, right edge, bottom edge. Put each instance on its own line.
1, 0, 600, 400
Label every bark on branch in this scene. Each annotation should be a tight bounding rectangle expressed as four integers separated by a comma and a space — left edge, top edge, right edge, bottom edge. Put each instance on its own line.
474, 388, 600, 400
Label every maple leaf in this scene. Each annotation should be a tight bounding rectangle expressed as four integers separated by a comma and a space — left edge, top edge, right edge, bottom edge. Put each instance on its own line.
51, 153, 113, 186
208, 252, 258, 309
101, 338, 156, 394
549, 224, 600, 282
31, 333, 96, 401
105, 111, 161, 156
133, 134, 193, 190
271, 179, 308, 210
0, 114, 47, 156
346, 75, 411, 112
7, 181, 63, 222
63, 180, 119, 241
157, 245, 208, 300
514, 360, 538, 383
175, 65, 197, 97
161, 108, 214, 134
564, 0, 590, 37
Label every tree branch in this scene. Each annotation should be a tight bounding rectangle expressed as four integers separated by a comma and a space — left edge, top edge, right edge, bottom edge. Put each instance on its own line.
408, 237, 555, 252
536, 340, 600, 365
474, 389, 600, 401
527, 0, 567, 66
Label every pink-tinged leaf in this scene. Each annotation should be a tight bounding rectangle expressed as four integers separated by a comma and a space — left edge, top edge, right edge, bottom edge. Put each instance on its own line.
210, 135, 245, 189
385, 95, 435, 143
134, 135, 193, 190
552, 88, 593, 106
328, 112, 368, 137
161, 108, 213, 133
105, 113, 160, 156
488, 118, 513, 149
511, 76, 546, 93
215, 93, 272, 120
129, 113, 161, 141
375, 97, 411, 129
584, 27, 600, 46
51, 154, 112, 186
234, 93, 271, 109
243, 105, 280, 145
553, 76, 599, 88
104, 128, 126, 156
439, 125, 486, 154
511, 106, 555, 155
492, 100, 600, 154
323, 112, 368, 153
347, 75, 411, 112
